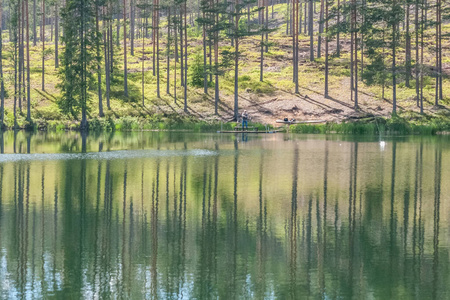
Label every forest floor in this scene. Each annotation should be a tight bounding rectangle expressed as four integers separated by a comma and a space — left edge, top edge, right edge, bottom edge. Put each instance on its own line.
1, 2, 449, 129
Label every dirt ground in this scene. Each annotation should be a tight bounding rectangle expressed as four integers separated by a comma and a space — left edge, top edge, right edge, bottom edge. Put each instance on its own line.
177, 76, 424, 126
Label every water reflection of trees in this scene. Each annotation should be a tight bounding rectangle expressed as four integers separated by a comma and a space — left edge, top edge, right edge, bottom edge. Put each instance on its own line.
0, 137, 449, 298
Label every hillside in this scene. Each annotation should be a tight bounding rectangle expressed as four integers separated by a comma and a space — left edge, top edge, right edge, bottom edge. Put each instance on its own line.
1, 2, 449, 129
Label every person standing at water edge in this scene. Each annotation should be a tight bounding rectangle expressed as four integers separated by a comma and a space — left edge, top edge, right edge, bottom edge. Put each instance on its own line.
241, 110, 249, 130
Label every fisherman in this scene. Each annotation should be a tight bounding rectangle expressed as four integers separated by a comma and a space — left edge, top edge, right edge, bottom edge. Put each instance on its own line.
241, 110, 249, 130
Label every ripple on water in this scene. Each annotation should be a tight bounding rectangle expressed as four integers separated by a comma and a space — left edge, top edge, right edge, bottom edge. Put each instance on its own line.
0, 149, 217, 163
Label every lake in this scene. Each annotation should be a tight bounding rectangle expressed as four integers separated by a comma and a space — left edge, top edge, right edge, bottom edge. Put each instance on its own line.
0, 131, 449, 299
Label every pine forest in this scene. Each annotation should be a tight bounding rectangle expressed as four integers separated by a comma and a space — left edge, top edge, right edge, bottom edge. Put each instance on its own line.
0, 0, 448, 130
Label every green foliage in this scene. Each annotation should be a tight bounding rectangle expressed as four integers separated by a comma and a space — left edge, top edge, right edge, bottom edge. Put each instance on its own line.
58, 0, 98, 122
189, 52, 205, 88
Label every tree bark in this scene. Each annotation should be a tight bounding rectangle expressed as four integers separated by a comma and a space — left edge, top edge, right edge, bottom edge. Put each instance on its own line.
156, 0, 160, 98
318, 0, 324, 58
130, 0, 135, 56
415, 0, 419, 104
41, 0, 45, 90
214, 0, 219, 114
234, 0, 239, 120
96, 2, 103, 117
183, 0, 187, 111
308, 0, 313, 61
0, 0, 4, 126
392, 4, 397, 114
26, 0, 31, 121
324, 0, 329, 98
167, 7, 171, 95
405, 3, 411, 88
33, 0, 37, 45
124, 0, 128, 97
55, 0, 59, 68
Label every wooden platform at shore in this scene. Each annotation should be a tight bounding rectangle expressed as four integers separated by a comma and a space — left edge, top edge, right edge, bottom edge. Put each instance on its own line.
276, 119, 327, 124
218, 130, 278, 134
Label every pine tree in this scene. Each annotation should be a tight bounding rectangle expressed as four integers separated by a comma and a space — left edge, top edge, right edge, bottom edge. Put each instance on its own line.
227, 0, 259, 120
59, 0, 97, 129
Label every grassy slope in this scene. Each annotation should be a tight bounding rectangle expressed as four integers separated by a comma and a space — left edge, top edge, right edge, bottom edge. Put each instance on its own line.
1, 2, 449, 130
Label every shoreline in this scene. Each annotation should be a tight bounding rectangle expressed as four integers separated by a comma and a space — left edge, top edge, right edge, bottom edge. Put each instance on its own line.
0, 114, 449, 136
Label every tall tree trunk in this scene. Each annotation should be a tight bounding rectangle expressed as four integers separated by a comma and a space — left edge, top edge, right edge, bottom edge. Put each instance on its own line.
116, 7, 120, 47
33, 0, 36, 45
265, 0, 268, 52
405, 3, 411, 88
130, 0, 135, 56
41, 0, 45, 90
294, 0, 299, 93
104, 9, 111, 110
420, 0, 423, 113
434, 0, 439, 106
26, 0, 31, 122
152, 0, 156, 75
324, 0, 329, 98
303, 0, 306, 34
299, 1, 302, 34
233, 0, 239, 120
142, 9, 145, 105
14, 38, 18, 128
55, 0, 59, 68
318, 0, 324, 58
96, 3, 103, 117
18, 0, 22, 112
392, 5, 397, 114
183, 0, 187, 112
0, 0, 4, 127
156, 0, 160, 98
109, 8, 114, 82
260, 0, 265, 82
174, 8, 177, 103
50, 6, 53, 41
81, 0, 87, 129
308, 0, 313, 61
286, 0, 291, 35
286, 1, 289, 35
167, 7, 171, 95
415, 0, 419, 104
203, 8, 208, 92
336, 0, 340, 56
180, 8, 184, 88
353, 0, 357, 108
214, 0, 219, 114
124, 0, 128, 97
438, 0, 442, 101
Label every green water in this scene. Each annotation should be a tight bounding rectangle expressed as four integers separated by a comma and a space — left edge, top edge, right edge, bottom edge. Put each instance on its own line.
0, 131, 449, 299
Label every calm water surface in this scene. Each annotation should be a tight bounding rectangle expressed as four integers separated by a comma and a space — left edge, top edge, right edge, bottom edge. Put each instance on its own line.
0, 131, 449, 299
